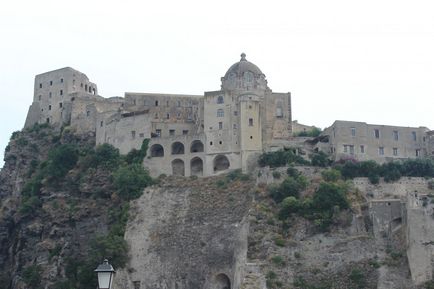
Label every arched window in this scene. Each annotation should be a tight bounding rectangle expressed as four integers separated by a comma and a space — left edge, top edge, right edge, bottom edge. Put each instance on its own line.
217, 95, 224, 104
190, 140, 204, 153
171, 142, 185, 155
214, 155, 230, 172
172, 159, 185, 176
150, 144, 164, 157
190, 157, 203, 176
217, 109, 224, 117
212, 273, 231, 289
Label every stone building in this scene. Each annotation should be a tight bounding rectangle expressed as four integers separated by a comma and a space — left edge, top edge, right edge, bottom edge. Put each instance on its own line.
25, 54, 293, 177
315, 120, 431, 163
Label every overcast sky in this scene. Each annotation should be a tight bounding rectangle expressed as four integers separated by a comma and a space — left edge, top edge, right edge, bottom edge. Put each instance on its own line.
1, 0, 433, 168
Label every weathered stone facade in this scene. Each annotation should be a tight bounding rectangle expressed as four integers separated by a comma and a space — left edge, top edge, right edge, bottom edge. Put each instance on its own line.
24, 54, 293, 177
315, 120, 432, 163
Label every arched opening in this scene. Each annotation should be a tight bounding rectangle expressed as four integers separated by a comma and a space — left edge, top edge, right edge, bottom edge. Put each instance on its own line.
190, 157, 203, 176
171, 142, 185, 155
212, 273, 231, 289
150, 144, 164, 157
172, 159, 185, 176
214, 155, 230, 172
190, 140, 204, 153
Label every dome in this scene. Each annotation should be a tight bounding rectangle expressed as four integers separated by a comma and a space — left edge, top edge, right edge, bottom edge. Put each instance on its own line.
224, 53, 264, 78
221, 53, 268, 91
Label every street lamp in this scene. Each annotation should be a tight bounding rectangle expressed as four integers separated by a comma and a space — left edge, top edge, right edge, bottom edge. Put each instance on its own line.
95, 259, 115, 289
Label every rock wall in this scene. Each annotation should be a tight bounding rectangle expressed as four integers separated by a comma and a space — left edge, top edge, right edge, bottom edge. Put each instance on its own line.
113, 176, 253, 289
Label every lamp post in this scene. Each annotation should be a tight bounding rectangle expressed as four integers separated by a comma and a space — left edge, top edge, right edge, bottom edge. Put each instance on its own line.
95, 259, 115, 289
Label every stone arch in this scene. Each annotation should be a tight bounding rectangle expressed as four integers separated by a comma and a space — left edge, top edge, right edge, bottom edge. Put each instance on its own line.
172, 159, 185, 176
190, 140, 204, 153
171, 142, 185, 155
211, 273, 231, 289
213, 155, 230, 172
150, 144, 164, 157
190, 157, 203, 176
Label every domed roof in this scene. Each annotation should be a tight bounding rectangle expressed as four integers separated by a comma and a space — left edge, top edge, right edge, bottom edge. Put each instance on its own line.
224, 53, 264, 78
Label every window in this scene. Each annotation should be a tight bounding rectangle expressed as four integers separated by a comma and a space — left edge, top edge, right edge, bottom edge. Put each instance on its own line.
379, 147, 384, 155
50, 80, 53, 86
166, 100, 169, 106
217, 109, 224, 117
393, 130, 399, 141
177, 101, 181, 107
155, 129, 161, 137
393, 148, 398, 156
139, 133, 144, 138
48, 105, 52, 110
360, 145, 365, 153
343, 145, 354, 154
49, 92, 52, 98
86, 111, 90, 117
250, 136, 253, 139
219, 122, 223, 130
73, 79, 75, 85
59, 103, 62, 108
131, 131, 136, 139
144, 99, 148, 106
46, 118, 50, 123
182, 130, 188, 135
351, 127, 356, 136
155, 100, 159, 106
169, 129, 175, 136
60, 90, 63, 96
85, 84, 88, 91
217, 95, 224, 104
154, 113, 158, 119
416, 149, 421, 157
374, 129, 380, 139
234, 111, 238, 116
210, 141, 213, 145
38, 95, 41, 101
100, 121, 103, 127
249, 118, 253, 126
219, 141, 223, 144
412, 131, 417, 141
61, 78, 64, 83
276, 107, 283, 118
39, 83, 42, 88
80, 83, 83, 88
233, 124, 237, 129
166, 113, 170, 119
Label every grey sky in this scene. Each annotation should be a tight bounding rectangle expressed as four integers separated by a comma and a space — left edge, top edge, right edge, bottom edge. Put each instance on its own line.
1, 0, 433, 168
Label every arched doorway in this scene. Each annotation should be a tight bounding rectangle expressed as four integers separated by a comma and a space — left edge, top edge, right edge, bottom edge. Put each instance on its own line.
190, 157, 203, 176
171, 142, 185, 155
172, 159, 185, 176
150, 144, 164, 157
190, 140, 204, 153
213, 155, 230, 172
212, 273, 231, 289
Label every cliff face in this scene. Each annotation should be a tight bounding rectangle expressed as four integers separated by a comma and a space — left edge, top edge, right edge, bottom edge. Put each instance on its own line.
114, 176, 253, 289
0, 126, 117, 289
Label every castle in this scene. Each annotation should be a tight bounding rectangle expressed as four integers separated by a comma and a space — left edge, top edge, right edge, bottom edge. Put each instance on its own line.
24, 54, 434, 176
25, 54, 292, 177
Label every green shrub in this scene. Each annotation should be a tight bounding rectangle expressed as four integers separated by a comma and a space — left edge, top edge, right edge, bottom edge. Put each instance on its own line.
278, 196, 301, 219
312, 182, 349, 212
266, 270, 277, 280
20, 196, 42, 215
321, 169, 341, 182
269, 175, 308, 203
258, 149, 308, 167
113, 163, 152, 200
22, 265, 42, 289
124, 139, 149, 165
349, 268, 366, 288
286, 166, 300, 177
274, 237, 286, 247
271, 255, 285, 266
311, 151, 331, 167
16, 137, 28, 147
45, 144, 79, 180
272, 171, 281, 179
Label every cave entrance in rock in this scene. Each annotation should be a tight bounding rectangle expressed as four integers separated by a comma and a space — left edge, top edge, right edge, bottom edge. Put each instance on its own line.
172, 159, 185, 176
190, 157, 203, 176
171, 142, 185, 155
190, 140, 204, 153
212, 273, 231, 289
150, 144, 164, 157
213, 155, 230, 172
